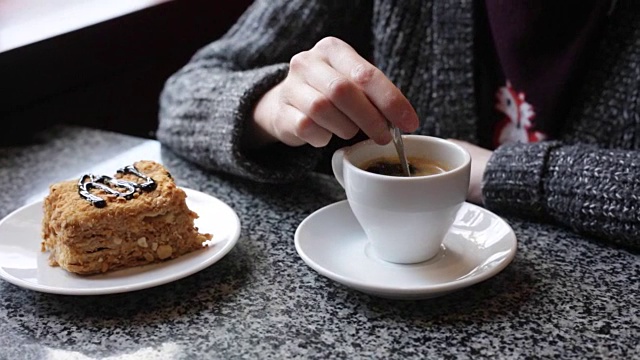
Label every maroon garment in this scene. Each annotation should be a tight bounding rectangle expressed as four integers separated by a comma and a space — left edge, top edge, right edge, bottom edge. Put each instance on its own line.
475, 1, 613, 149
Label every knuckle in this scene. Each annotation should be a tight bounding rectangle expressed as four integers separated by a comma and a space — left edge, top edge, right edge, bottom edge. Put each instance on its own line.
289, 51, 309, 70
350, 63, 378, 87
268, 105, 312, 147
315, 36, 341, 51
293, 116, 331, 147
383, 91, 404, 109
308, 96, 331, 116
327, 77, 353, 99
293, 115, 314, 139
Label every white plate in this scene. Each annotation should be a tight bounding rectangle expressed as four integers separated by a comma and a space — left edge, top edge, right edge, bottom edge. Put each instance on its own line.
295, 200, 516, 299
0, 188, 240, 295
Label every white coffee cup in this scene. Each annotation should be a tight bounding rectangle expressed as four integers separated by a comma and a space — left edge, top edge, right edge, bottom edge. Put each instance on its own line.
332, 135, 471, 264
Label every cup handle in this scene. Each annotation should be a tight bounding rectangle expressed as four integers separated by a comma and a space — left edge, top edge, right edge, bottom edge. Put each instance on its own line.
331, 148, 347, 188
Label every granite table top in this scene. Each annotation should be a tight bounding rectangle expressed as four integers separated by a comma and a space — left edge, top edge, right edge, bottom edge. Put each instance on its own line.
0, 126, 638, 359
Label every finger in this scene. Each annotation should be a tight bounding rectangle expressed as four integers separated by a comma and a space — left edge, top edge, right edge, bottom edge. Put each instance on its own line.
293, 56, 391, 144
280, 82, 359, 140
314, 37, 419, 132
275, 104, 333, 148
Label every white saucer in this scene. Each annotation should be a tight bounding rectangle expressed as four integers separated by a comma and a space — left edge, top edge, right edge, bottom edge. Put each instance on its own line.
295, 200, 516, 299
0, 188, 240, 295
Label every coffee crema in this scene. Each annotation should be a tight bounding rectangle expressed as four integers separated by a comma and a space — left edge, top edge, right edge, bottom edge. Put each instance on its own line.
361, 156, 448, 177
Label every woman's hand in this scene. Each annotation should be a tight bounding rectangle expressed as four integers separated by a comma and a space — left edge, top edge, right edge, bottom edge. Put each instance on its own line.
448, 140, 493, 205
247, 37, 419, 149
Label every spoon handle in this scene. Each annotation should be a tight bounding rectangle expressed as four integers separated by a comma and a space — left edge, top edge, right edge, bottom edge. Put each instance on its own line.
390, 125, 411, 176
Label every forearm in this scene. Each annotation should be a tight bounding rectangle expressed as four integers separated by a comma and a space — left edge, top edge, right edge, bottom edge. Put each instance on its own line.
483, 141, 640, 249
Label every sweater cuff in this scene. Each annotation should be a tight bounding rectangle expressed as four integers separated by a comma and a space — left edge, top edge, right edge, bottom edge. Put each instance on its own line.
482, 141, 560, 218
229, 65, 324, 183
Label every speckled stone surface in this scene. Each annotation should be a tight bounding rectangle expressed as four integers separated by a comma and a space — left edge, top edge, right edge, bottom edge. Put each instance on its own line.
0, 126, 638, 359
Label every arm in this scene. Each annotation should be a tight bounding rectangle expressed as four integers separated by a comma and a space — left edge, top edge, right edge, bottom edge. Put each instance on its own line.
157, 0, 373, 183
483, 141, 640, 250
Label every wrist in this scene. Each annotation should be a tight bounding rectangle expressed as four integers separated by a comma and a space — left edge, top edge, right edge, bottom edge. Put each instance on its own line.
244, 84, 282, 150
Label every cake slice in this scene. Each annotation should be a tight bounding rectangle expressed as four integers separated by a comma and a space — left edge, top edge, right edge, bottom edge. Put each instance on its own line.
41, 160, 211, 275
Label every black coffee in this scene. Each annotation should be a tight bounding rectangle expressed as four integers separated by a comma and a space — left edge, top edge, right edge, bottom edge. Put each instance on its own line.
362, 156, 448, 177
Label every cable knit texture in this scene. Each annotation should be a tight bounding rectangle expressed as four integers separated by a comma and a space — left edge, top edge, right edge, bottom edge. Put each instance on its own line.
158, 0, 640, 249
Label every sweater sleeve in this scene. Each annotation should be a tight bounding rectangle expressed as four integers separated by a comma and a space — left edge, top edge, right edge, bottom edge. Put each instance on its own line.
157, 0, 372, 183
483, 141, 640, 250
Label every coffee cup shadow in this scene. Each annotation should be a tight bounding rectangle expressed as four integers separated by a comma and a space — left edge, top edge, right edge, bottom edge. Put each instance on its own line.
341, 256, 536, 324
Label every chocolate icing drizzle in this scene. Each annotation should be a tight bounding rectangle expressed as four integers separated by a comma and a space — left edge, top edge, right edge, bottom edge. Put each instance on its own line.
78, 165, 157, 208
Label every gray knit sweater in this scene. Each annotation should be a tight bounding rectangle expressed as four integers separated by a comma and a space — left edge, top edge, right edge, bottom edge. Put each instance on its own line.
158, 0, 640, 249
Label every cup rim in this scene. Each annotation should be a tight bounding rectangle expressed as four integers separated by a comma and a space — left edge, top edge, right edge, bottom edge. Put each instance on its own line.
342, 135, 471, 180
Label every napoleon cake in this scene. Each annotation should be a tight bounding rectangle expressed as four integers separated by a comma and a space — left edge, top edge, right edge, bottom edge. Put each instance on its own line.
41, 160, 211, 275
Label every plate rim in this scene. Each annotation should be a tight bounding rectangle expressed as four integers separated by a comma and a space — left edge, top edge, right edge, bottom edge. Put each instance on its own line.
294, 200, 517, 298
0, 187, 241, 295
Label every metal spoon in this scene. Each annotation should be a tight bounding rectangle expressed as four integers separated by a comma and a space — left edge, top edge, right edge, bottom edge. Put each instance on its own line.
389, 124, 411, 177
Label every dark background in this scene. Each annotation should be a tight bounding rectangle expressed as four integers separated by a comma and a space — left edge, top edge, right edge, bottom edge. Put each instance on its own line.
0, 0, 252, 144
